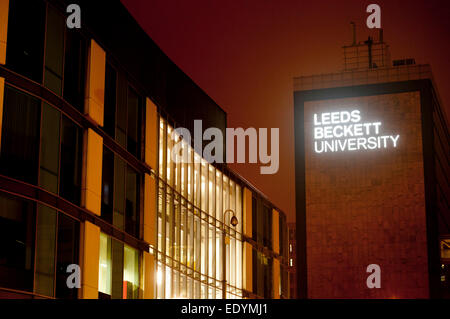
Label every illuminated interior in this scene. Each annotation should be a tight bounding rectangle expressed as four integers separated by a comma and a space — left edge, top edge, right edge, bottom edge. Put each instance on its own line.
156, 118, 243, 299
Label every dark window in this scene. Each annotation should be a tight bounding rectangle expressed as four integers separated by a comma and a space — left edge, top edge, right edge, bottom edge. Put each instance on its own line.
264, 257, 273, 298
63, 29, 87, 112
114, 155, 126, 230
281, 267, 288, 298
43, 6, 65, 95
34, 205, 57, 297
104, 63, 117, 138
263, 205, 272, 249
55, 213, 79, 299
39, 104, 61, 194
6, 0, 45, 83
252, 249, 273, 298
112, 74, 142, 158
101, 146, 115, 224
0, 192, 35, 292
116, 76, 127, 148
252, 197, 257, 241
0, 86, 40, 184
127, 88, 141, 158
257, 200, 263, 245
125, 166, 140, 237
59, 116, 83, 204
101, 146, 141, 237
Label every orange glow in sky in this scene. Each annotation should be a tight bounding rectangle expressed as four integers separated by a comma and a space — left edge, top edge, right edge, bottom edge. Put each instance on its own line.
122, 0, 450, 222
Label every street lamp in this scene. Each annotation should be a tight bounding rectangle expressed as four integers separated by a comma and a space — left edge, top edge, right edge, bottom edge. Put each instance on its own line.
222, 209, 238, 299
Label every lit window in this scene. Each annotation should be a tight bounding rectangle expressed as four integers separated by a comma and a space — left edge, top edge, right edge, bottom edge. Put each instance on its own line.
123, 245, 140, 299
98, 233, 112, 296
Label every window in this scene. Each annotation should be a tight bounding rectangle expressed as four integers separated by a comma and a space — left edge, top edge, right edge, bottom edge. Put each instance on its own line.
280, 214, 288, 259
0, 86, 83, 204
101, 147, 115, 224
156, 118, 243, 298
63, 29, 87, 112
34, 206, 57, 297
98, 233, 140, 299
101, 146, 141, 237
39, 104, 61, 194
55, 213, 79, 299
123, 245, 140, 299
6, 0, 46, 83
252, 197, 257, 241
252, 250, 273, 298
59, 116, 83, 205
0, 193, 35, 292
281, 267, 289, 298
442, 240, 450, 259
99, 233, 112, 297
43, 6, 65, 95
0, 86, 41, 184
126, 88, 141, 158
0, 194, 80, 298
108, 71, 143, 158
263, 205, 272, 249
104, 63, 117, 138
125, 166, 140, 237
263, 256, 272, 298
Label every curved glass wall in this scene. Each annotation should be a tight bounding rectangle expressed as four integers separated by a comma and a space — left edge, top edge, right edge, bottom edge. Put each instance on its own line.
157, 118, 243, 299
0, 192, 80, 299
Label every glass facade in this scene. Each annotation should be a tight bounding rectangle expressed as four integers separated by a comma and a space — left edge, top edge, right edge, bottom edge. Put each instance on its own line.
0, 0, 289, 299
156, 118, 243, 299
98, 233, 140, 299
101, 145, 141, 238
0, 85, 83, 205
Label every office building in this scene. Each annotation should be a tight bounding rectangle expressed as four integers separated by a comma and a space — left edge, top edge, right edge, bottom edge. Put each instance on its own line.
294, 31, 449, 298
0, 0, 289, 299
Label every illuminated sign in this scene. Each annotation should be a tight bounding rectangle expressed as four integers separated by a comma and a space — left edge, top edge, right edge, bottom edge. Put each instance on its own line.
313, 110, 400, 153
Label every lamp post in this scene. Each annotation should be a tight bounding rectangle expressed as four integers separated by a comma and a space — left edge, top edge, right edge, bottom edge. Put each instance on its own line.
222, 209, 238, 299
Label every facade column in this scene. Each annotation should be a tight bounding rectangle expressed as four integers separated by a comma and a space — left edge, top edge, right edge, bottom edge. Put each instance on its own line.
145, 97, 158, 170
243, 188, 253, 295
272, 209, 280, 298
82, 39, 105, 216
272, 209, 280, 255
142, 251, 155, 299
0, 0, 8, 65
82, 128, 103, 216
142, 97, 158, 298
79, 221, 100, 299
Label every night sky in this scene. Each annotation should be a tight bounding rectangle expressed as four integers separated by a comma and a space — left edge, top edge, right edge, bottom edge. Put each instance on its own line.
121, 0, 450, 222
